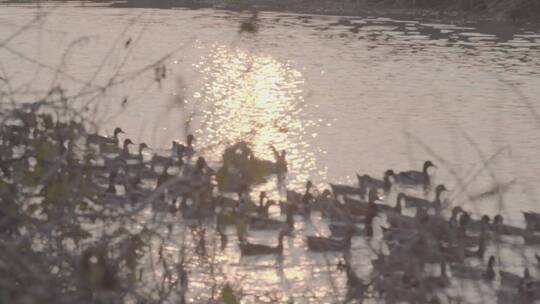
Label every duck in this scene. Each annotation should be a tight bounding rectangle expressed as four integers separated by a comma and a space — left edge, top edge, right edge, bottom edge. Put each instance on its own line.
255, 191, 274, 218
375, 193, 402, 214
393, 160, 435, 190
522, 231, 540, 245
500, 268, 531, 288
124, 142, 149, 163
419, 260, 450, 291
238, 230, 286, 256
492, 214, 526, 236
250, 198, 294, 232
399, 184, 447, 213
285, 181, 314, 217
386, 205, 428, 231
86, 127, 124, 147
328, 223, 363, 238
330, 182, 365, 200
312, 189, 338, 213
342, 188, 380, 217
466, 214, 492, 234
357, 169, 394, 196
449, 206, 464, 229
151, 141, 179, 170
249, 216, 292, 231
450, 255, 496, 281
441, 231, 487, 262
523, 211, 540, 232
306, 227, 354, 252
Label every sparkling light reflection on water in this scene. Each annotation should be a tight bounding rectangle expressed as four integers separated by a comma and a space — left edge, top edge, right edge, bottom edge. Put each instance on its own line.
193, 43, 325, 192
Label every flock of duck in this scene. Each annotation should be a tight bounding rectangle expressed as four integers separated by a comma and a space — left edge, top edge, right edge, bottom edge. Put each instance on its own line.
3, 105, 540, 303
83, 127, 540, 303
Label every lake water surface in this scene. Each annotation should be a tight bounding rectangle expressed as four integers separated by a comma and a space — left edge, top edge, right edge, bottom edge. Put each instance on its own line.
1, 3, 540, 302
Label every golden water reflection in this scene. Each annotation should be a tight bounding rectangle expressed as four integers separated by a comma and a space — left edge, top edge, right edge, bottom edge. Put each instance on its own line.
193, 44, 325, 192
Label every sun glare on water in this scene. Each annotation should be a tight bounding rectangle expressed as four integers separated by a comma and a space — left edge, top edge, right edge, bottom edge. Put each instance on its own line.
192, 44, 325, 191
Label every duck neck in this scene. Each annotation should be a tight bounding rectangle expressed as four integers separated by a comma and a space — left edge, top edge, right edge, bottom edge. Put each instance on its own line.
396, 194, 404, 213
286, 208, 294, 228
259, 196, 264, 208
113, 130, 121, 140
277, 234, 284, 252
138, 146, 145, 158
423, 163, 431, 175
440, 261, 447, 278
123, 143, 130, 154
434, 188, 443, 202
477, 236, 486, 256
383, 172, 392, 191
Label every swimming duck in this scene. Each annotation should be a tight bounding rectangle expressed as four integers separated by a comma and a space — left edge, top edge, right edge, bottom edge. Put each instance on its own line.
328, 223, 363, 238
120, 138, 134, 157
126, 142, 149, 163
330, 183, 364, 200
376, 194, 402, 214
399, 184, 447, 213
342, 188, 380, 217
151, 141, 179, 170
449, 206, 464, 229
522, 231, 540, 245
492, 214, 526, 236
249, 216, 292, 231
393, 160, 435, 190
523, 211, 540, 232
466, 214, 492, 234
357, 169, 394, 196
238, 230, 287, 256
86, 127, 124, 147
254, 191, 274, 218
284, 181, 314, 217
312, 189, 338, 213
386, 205, 427, 231
450, 255, 496, 281
500, 268, 531, 288
250, 195, 292, 231
419, 260, 450, 291
306, 227, 354, 252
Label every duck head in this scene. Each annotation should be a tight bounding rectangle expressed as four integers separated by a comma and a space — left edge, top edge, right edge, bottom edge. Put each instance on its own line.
451, 206, 463, 216
187, 134, 195, 147
138, 142, 149, 154
423, 161, 436, 173
384, 169, 395, 181
195, 157, 207, 171
481, 215, 491, 225
123, 138, 134, 149
113, 127, 125, 138
306, 180, 313, 191
459, 212, 471, 227
493, 214, 503, 225
487, 255, 496, 268
434, 185, 447, 198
